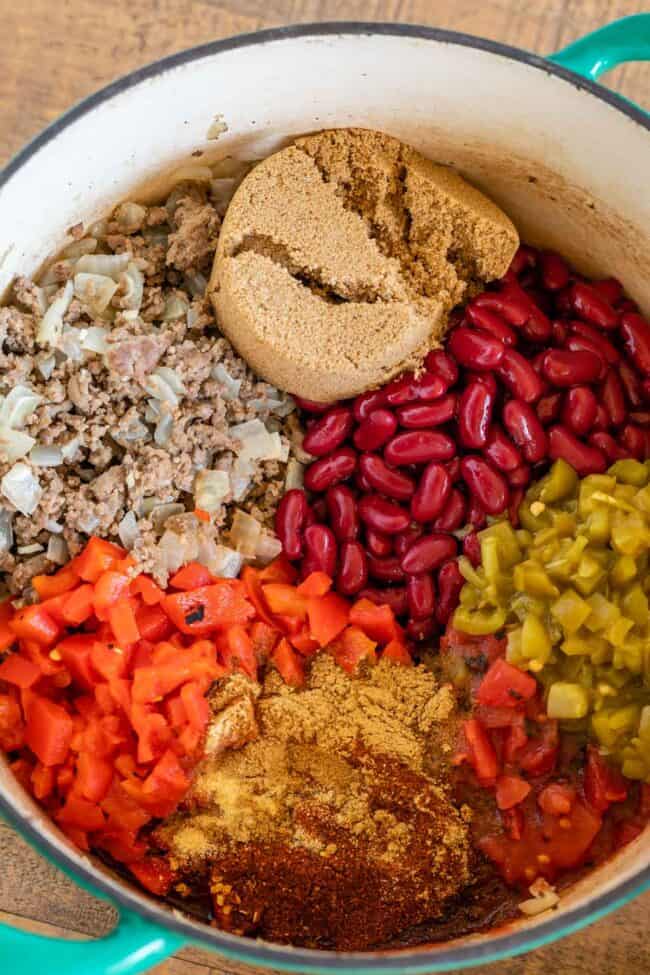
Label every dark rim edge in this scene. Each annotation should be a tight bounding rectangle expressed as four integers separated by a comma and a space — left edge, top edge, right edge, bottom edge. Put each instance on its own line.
1, 18, 649, 973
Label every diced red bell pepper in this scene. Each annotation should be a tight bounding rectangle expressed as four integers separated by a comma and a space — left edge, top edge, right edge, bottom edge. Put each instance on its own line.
97, 828, 147, 864
169, 562, 213, 591
382, 639, 413, 666
56, 634, 97, 690
162, 583, 255, 636
76, 751, 113, 802
221, 625, 257, 681
477, 658, 538, 709
307, 592, 350, 647
271, 638, 306, 688
30, 762, 55, 800
495, 774, 531, 810
297, 572, 332, 598
10, 756, 34, 790
109, 599, 141, 645
60, 826, 90, 852
165, 694, 187, 729
10, 604, 61, 647
72, 537, 126, 583
289, 627, 320, 657
263, 583, 308, 619
130, 575, 165, 606
464, 718, 499, 784
538, 782, 576, 816
334, 626, 377, 674
101, 783, 151, 832
39, 594, 71, 627
0, 654, 41, 688
90, 641, 128, 682
349, 598, 398, 644
61, 584, 96, 625
128, 857, 174, 896
259, 555, 297, 584
241, 567, 279, 629
93, 570, 131, 618
134, 712, 172, 764
584, 745, 628, 812
56, 794, 106, 832
32, 565, 79, 600
0, 599, 16, 652
25, 696, 73, 766
180, 681, 210, 732
136, 604, 173, 642
250, 621, 280, 659
0, 692, 24, 750
142, 748, 189, 806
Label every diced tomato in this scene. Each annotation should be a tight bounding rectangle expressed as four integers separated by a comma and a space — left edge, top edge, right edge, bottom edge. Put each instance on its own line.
334, 626, 377, 675
130, 575, 165, 606
476, 658, 538, 709
109, 599, 141, 645
10, 604, 61, 647
25, 696, 73, 766
135, 604, 173, 642
307, 592, 349, 647
0, 654, 41, 688
56, 635, 96, 690
540, 799, 602, 869
584, 745, 628, 812
503, 718, 528, 764
162, 583, 255, 636
495, 774, 531, 810
72, 537, 126, 583
76, 752, 113, 802
349, 598, 398, 644
141, 748, 189, 811
616, 822, 644, 848
56, 794, 106, 832
538, 782, 576, 816
464, 718, 499, 784
101, 783, 151, 832
128, 857, 174, 896
271, 638, 306, 687
93, 570, 131, 617
10, 756, 34, 791
222, 625, 257, 680
97, 828, 147, 864
263, 583, 308, 619
30, 762, 55, 800
259, 555, 297, 584
170, 562, 213, 591
381, 639, 413, 666
61, 584, 95, 625
32, 565, 79, 600
518, 720, 559, 776
133, 712, 173, 764
501, 806, 524, 841
296, 572, 332, 598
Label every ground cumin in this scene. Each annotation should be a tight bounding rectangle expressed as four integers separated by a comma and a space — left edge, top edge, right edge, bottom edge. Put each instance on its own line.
156, 656, 472, 949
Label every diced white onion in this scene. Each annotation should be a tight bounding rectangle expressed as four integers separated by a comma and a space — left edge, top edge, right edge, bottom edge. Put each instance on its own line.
29, 444, 63, 467
154, 412, 174, 447
118, 511, 140, 549
113, 202, 146, 232
518, 891, 560, 916
60, 437, 81, 461
17, 543, 44, 555
1, 463, 42, 515
0, 426, 37, 462
75, 253, 129, 279
150, 502, 185, 530
284, 459, 304, 491
229, 509, 261, 557
162, 294, 189, 320
62, 238, 97, 260
172, 164, 213, 182
255, 533, 282, 565
46, 535, 68, 564
81, 326, 109, 354
230, 456, 253, 502
211, 544, 243, 579
229, 419, 285, 463
73, 272, 118, 313
212, 363, 241, 400
156, 367, 186, 396
206, 116, 228, 141
36, 355, 56, 380
184, 272, 207, 298
0, 386, 43, 429
45, 519, 63, 533
119, 262, 144, 312
143, 367, 186, 408
144, 399, 161, 423
38, 262, 72, 286
37, 279, 73, 347
194, 469, 230, 513
0, 509, 13, 556
60, 326, 83, 361
269, 432, 289, 462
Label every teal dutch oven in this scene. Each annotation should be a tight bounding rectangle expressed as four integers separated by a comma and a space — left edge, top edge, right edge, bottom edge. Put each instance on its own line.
0, 14, 649, 975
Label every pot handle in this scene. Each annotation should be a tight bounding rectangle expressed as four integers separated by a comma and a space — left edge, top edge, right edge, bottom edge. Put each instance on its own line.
549, 13, 650, 82
0, 904, 184, 975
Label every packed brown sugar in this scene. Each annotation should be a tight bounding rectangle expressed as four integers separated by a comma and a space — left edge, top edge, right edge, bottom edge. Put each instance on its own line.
155, 656, 471, 949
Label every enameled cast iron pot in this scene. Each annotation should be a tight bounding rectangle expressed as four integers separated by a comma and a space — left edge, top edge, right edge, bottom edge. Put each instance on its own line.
0, 15, 649, 975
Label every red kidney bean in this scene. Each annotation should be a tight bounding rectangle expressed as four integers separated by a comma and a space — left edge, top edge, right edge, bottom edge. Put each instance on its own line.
356, 467, 373, 493
592, 278, 623, 306
548, 425, 607, 475
620, 423, 646, 460
541, 252, 570, 291
508, 487, 525, 528
618, 359, 645, 408
510, 244, 538, 275
467, 495, 488, 530
569, 321, 620, 364
325, 484, 359, 541
397, 395, 457, 428
642, 378, 650, 402
384, 430, 455, 466
435, 560, 464, 626
293, 396, 333, 414
358, 495, 411, 535
406, 617, 437, 642
466, 371, 499, 396
630, 411, 650, 426
542, 348, 602, 386
411, 462, 452, 523
365, 527, 394, 558
367, 554, 406, 583
424, 349, 459, 387
592, 404, 611, 432
465, 305, 517, 345
384, 371, 447, 406
588, 431, 627, 463
620, 313, 650, 375
571, 282, 618, 329
275, 489, 309, 560
484, 424, 523, 472
446, 457, 462, 483
353, 408, 397, 451
536, 392, 564, 426
496, 348, 545, 403
463, 532, 482, 567
336, 541, 368, 595
555, 285, 574, 316
508, 464, 532, 488
458, 381, 494, 449
502, 399, 549, 463
432, 488, 467, 532
448, 327, 505, 370
311, 497, 328, 522
303, 524, 338, 577
407, 573, 436, 621
471, 289, 529, 326
564, 336, 607, 379
359, 453, 416, 501
601, 369, 626, 426
302, 405, 353, 456
561, 386, 598, 436
394, 526, 423, 559
515, 288, 553, 342
552, 320, 568, 345
353, 388, 386, 421
304, 447, 357, 492
359, 585, 408, 617
620, 298, 640, 313
401, 533, 458, 575
461, 456, 509, 515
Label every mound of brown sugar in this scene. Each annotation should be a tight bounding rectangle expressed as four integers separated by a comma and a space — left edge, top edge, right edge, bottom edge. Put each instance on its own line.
156, 656, 471, 950
209, 128, 518, 401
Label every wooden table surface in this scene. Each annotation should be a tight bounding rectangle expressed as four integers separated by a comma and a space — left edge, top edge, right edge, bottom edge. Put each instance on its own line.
1, 1, 649, 973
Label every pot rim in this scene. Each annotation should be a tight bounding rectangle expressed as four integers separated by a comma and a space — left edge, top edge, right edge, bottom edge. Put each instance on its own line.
1, 20, 649, 973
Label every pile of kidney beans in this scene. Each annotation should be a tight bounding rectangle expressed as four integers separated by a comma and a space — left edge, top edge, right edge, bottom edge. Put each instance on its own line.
275, 244, 650, 643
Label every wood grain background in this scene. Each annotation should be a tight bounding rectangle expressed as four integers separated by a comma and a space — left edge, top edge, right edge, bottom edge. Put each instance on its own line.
1, 1, 649, 973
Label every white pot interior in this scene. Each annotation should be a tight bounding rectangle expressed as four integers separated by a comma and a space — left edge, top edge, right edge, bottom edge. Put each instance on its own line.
0, 25, 649, 965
